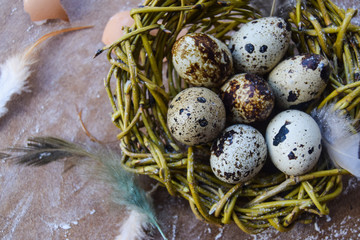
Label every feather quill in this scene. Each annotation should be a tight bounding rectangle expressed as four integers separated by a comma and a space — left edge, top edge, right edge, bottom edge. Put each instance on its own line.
311, 105, 360, 177
0, 137, 167, 240
0, 26, 92, 119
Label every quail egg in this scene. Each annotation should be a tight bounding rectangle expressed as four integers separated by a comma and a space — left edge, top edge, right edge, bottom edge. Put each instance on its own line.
167, 87, 226, 146
172, 33, 233, 87
210, 124, 267, 184
268, 53, 331, 109
220, 73, 275, 123
266, 110, 322, 176
229, 17, 291, 75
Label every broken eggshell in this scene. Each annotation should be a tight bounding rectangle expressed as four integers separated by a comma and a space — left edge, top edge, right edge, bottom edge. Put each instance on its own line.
24, 0, 69, 23
102, 11, 188, 50
266, 109, 322, 176
102, 10, 134, 45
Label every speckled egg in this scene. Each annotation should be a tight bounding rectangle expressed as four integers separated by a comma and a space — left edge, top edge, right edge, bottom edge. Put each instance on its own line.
268, 53, 331, 109
210, 124, 267, 184
220, 73, 275, 124
229, 17, 291, 75
266, 110, 322, 176
167, 87, 226, 146
172, 33, 233, 87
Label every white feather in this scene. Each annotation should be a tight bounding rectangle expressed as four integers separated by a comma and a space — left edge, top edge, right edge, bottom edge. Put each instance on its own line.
311, 105, 360, 177
0, 26, 92, 119
323, 135, 360, 177
115, 209, 150, 240
0, 53, 34, 118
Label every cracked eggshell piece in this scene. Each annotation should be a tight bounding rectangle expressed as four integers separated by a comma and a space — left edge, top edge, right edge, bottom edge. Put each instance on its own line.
220, 73, 275, 124
268, 53, 331, 110
172, 33, 233, 88
167, 87, 226, 146
210, 124, 267, 184
24, 0, 69, 23
229, 17, 291, 75
266, 110, 322, 176
102, 10, 134, 45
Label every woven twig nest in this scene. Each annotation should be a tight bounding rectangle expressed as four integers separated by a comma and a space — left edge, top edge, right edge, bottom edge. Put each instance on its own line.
100, 0, 359, 234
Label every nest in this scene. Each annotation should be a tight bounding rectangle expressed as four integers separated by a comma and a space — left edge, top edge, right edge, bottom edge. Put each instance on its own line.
99, 0, 359, 234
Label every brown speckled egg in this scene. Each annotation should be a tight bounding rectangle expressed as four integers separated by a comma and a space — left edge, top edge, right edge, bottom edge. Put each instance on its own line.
268, 53, 331, 110
220, 73, 275, 124
167, 87, 226, 146
210, 124, 267, 184
229, 17, 291, 75
266, 110, 322, 176
172, 33, 233, 87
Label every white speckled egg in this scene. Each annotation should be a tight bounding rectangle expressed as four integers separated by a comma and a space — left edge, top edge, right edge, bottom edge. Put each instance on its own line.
229, 17, 291, 75
266, 110, 322, 176
220, 73, 275, 124
210, 124, 267, 184
172, 33, 233, 87
167, 87, 226, 146
268, 53, 331, 110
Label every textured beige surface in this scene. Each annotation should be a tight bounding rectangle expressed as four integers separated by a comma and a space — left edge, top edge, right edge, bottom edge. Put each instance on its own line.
0, 1, 359, 240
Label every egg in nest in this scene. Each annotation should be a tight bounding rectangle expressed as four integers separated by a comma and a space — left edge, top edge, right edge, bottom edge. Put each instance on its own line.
167, 87, 226, 146
210, 124, 267, 184
172, 33, 233, 87
266, 110, 322, 176
268, 53, 331, 110
220, 73, 275, 124
229, 17, 291, 75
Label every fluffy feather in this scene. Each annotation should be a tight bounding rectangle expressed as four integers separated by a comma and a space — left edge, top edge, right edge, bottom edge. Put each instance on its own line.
91, 146, 167, 240
311, 105, 360, 177
0, 137, 167, 240
0, 26, 92, 119
115, 210, 149, 240
0, 53, 33, 117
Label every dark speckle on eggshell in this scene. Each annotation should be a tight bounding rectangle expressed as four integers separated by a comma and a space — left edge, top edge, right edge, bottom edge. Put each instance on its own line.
287, 90, 299, 102
273, 121, 291, 146
211, 129, 236, 157
245, 43, 254, 53
288, 151, 297, 160
197, 97, 207, 103
198, 118, 208, 127
259, 45, 268, 53
308, 147, 314, 154
301, 54, 322, 71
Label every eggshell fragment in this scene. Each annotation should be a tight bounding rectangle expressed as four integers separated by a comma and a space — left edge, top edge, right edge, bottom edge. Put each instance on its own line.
102, 12, 188, 46
210, 124, 267, 184
268, 53, 331, 109
102, 11, 134, 45
172, 33, 233, 87
229, 17, 291, 75
220, 73, 275, 123
24, 0, 69, 23
167, 87, 226, 146
266, 110, 322, 176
